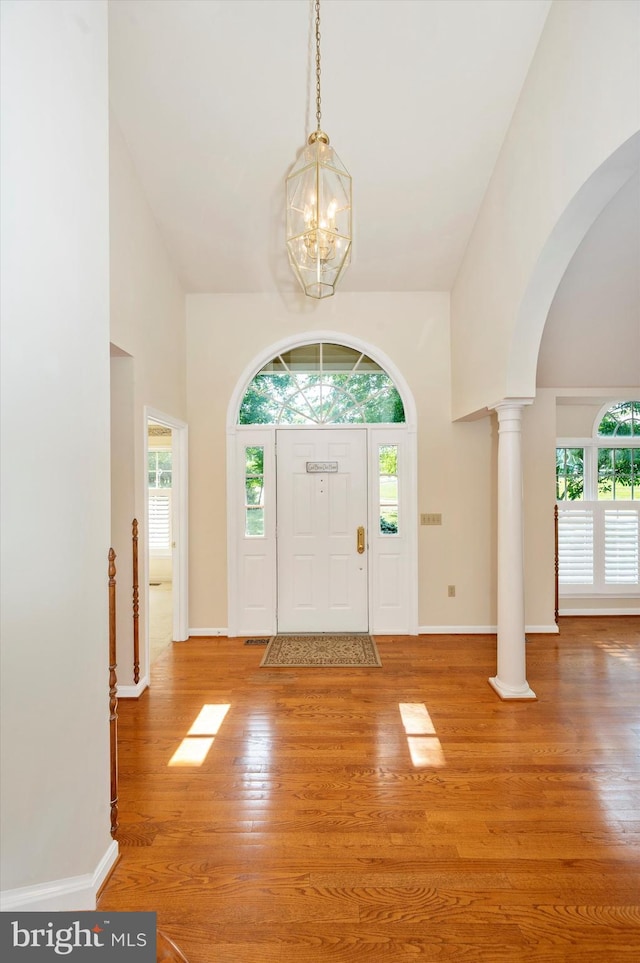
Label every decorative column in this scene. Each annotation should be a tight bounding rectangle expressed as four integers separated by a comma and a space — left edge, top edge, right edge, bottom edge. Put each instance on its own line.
489, 401, 536, 700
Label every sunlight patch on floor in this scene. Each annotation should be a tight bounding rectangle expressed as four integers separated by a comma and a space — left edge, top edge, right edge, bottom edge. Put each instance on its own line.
399, 702, 445, 768
169, 737, 214, 767
169, 703, 231, 766
189, 704, 230, 735
594, 639, 640, 669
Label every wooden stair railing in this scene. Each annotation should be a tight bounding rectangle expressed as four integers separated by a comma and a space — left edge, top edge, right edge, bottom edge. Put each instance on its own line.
132, 518, 140, 684
108, 547, 119, 837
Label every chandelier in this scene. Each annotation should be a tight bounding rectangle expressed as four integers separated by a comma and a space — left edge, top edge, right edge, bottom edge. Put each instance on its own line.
286, 0, 352, 299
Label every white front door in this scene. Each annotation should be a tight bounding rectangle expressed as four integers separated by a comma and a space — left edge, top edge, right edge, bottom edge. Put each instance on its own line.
277, 429, 368, 632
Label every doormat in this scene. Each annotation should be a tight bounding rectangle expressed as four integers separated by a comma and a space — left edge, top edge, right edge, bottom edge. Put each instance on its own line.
260, 634, 382, 667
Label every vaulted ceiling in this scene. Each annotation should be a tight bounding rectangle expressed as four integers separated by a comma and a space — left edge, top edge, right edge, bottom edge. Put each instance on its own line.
108, 0, 639, 390
108, 0, 552, 294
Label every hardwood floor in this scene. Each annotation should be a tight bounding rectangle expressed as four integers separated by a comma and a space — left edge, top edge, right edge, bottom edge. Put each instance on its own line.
99, 617, 640, 962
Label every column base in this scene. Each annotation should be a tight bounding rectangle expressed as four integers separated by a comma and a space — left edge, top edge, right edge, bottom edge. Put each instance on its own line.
488, 676, 537, 701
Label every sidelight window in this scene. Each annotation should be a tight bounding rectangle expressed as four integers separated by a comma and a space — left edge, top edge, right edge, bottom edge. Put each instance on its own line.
245, 446, 265, 537
379, 445, 399, 535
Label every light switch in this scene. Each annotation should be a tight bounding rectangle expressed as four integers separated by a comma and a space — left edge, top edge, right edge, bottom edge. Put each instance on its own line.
421, 513, 442, 526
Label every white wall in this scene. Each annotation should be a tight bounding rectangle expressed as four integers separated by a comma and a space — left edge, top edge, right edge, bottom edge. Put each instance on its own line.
556, 401, 608, 438
0, 0, 115, 906
109, 115, 186, 687
149, 557, 173, 581
451, 0, 640, 418
186, 292, 504, 633
537, 173, 640, 388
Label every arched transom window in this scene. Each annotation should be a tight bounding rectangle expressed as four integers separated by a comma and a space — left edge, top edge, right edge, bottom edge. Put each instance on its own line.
597, 401, 640, 438
239, 342, 405, 425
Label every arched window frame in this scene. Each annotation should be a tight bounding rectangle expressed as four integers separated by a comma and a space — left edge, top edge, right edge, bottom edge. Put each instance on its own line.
228, 332, 417, 432
236, 341, 406, 427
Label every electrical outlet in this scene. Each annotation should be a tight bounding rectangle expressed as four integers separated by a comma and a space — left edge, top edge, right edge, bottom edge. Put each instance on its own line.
421, 513, 442, 526
448, 585, 456, 597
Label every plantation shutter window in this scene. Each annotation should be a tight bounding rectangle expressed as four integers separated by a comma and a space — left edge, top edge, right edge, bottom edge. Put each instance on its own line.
148, 448, 173, 554
149, 491, 172, 553
557, 508, 594, 586
556, 402, 639, 597
604, 510, 639, 585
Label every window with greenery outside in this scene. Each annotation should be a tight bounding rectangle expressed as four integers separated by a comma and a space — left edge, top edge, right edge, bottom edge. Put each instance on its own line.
596, 401, 639, 501
379, 445, 399, 534
245, 446, 265, 536
556, 448, 584, 500
148, 449, 172, 488
239, 343, 405, 425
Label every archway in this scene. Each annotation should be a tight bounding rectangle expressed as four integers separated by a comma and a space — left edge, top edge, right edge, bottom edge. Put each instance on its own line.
508, 132, 640, 399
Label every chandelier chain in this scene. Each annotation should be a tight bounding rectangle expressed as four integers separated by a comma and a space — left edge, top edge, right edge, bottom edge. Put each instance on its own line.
315, 0, 322, 130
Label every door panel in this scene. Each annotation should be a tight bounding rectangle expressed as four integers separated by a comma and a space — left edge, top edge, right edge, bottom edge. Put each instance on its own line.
277, 429, 368, 632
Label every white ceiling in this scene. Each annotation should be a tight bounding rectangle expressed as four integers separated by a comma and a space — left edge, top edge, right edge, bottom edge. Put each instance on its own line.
108, 0, 552, 294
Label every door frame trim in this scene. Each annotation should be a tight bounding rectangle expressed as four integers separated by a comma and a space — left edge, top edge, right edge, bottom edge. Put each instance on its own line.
144, 407, 189, 662
227, 333, 418, 636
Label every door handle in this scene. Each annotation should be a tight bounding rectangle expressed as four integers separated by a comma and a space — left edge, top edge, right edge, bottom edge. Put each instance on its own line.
357, 526, 366, 554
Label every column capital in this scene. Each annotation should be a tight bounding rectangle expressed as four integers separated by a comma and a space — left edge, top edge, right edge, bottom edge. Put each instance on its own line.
490, 398, 535, 433
488, 397, 535, 414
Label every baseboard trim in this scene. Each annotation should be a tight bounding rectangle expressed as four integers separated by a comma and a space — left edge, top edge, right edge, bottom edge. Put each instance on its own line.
189, 627, 229, 637
117, 675, 149, 699
419, 625, 496, 635
191, 625, 566, 638
0, 840, 119, 912
559, 607, 640, 616
419, 624, 559, 635
371, 628, 419, 636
